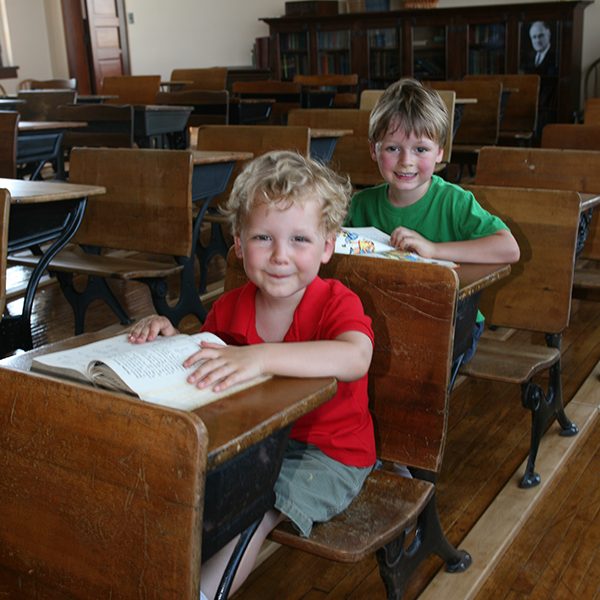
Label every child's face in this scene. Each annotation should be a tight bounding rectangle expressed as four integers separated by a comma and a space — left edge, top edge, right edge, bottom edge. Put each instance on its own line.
370, 123, 443, 207
234, 195, 335, 306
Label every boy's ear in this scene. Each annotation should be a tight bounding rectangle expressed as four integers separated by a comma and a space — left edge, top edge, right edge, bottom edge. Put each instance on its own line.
436, 145, 444, 163
369, 140, 378, 162
234, 236, 243, 259
321, 235, 336, 264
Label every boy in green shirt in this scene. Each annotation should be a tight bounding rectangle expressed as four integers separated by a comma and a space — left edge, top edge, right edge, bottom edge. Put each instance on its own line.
347, 78, 520, 265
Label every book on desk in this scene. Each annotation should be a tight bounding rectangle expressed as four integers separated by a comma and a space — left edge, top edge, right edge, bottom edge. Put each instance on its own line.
336, 226, 457, 267
31, 332, 269, 411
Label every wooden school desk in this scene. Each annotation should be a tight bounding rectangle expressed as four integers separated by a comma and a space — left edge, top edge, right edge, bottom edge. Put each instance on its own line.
0, 334, 336, 599
308, 127, 353, 163
133, 104, 193, 148
0, 178, 105, 356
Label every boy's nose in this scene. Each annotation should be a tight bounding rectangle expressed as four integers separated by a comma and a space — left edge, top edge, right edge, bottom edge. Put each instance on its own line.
270, 240, 288, 262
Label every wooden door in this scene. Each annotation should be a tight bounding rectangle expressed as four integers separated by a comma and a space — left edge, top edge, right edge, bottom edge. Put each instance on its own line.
86, 0, 130, 92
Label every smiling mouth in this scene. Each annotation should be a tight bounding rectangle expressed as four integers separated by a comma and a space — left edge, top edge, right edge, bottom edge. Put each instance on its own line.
395, 172, 416, 179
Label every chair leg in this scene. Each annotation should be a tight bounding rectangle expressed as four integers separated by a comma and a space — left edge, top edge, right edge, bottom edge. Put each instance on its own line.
376, 493, 471, 599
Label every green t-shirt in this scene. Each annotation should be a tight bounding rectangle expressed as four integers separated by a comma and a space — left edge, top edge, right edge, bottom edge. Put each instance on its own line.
346, 175, 509, 241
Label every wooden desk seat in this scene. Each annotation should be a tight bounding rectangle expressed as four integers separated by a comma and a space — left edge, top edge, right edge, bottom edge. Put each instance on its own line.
101, 74, 161, 105
583, 97, 600, 125
8, 147, 199, 334
287, 108, 382, 187
157, 89, 229, 125
170, 67, 228, 91
460, 185, 581, 488
194, 124, 311, 280
17, 89, 77, 121
466, 74, 540, 145
225, 251, 471, 598
0, 367, 208, 599
476, 146, 600, 295
429, 80, 502, 180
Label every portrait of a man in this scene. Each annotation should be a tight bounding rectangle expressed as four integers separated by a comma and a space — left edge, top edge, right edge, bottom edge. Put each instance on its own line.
520, 20, 559, 77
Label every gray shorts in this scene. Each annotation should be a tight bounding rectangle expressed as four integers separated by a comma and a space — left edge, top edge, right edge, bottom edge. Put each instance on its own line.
274, 439, 373, 538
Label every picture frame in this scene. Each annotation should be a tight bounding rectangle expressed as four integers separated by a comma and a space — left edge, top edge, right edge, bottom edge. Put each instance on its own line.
519, 20, 560, 77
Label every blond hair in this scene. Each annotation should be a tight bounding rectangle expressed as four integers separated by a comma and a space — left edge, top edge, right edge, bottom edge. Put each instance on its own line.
369, 78, 449, 148
224, 150, 352, 236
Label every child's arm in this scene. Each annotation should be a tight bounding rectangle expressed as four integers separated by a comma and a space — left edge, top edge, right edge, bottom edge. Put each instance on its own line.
390, 227, 520, 264
183, 331, 373, 392
128, 315, 179, 343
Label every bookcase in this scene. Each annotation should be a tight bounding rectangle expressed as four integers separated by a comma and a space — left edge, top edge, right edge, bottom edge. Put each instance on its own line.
262, 1, 592, 122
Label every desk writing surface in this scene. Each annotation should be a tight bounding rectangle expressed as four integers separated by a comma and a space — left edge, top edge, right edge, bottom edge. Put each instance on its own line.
579, 192, 600, 212
0, 326, 337, 470
455, 97, 478, 104
191, 149, 253, 165
457, 263, 511, 299
18, 120, 87, 132
0, 178, 105, 204
309, 128, 353, 138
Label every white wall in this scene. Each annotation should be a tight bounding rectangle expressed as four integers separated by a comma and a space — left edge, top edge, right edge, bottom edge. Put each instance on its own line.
123, 0, 287, 77
3, 0, 600, 107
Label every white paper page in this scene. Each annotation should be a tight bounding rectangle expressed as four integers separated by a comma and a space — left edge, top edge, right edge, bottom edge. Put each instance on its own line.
335, 227, 395, 254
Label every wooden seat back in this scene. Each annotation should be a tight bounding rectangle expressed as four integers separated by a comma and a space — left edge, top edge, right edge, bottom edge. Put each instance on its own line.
293, 73, 359, 108
358, 88, 455, 165
0, 111, 18, 178
170, 67, 228, 91
0, 367, 207, 599
428, 80, 502, 145
156, 89, 230, 126
465, 185, 580, 334
232, 80, 302, 124
476, 146, 600, 260
583, 97, 600, 125
28, 77, 77, 91
17, 89, 77, 120
225, 251, 458, 472
0, 189, 9, 318
541, 123, 600, 151
195, 124, 310, 205
101, 75, 161, 105
69, 147, 193, 256
465, 74, 540, 135
287, 108, 382, 187
56, 103, 134, 149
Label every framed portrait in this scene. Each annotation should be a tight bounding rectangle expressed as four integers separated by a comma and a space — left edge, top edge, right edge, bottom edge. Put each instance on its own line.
519, 20, 560, 77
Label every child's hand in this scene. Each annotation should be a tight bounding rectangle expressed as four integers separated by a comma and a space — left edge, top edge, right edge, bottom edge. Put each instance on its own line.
128, 315, 178, 343
390, 226, 435, 258
183, 342, 264, 392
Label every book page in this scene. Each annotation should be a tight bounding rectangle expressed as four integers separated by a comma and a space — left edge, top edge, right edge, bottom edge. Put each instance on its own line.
90, 332, 270, 411
335, 227, 395, 255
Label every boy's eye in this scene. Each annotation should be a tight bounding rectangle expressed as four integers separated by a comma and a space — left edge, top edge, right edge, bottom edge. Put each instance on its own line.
416, 147, 428, 154
253, 234, 271, 241
292, 235, 310, 243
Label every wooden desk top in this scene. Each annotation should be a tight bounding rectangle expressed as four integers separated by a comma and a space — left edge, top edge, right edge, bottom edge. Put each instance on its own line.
455, 97, 478, 104
136, 104, 194, 112
0, 178, 106, 204
457, 263, 511, 299
191, 149, 253, 165
0, 326, 337, 470
579, 192, 600, 212
18, 120, 87, 132
310, 128, 353, 138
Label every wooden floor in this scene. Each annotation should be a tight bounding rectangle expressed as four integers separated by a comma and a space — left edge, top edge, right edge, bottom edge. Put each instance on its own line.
5, 263, 600, 600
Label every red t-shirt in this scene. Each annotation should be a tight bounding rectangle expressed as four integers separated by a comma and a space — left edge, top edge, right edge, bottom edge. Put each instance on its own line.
201, 277, 376, 467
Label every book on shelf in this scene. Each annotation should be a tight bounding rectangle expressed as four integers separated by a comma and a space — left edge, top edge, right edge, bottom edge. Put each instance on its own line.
31, 332, 270, 411
335, 226, 457, 267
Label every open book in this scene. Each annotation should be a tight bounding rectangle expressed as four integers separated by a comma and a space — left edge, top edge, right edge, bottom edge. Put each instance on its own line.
31, 332, 270, 411
335, 227, 457, 268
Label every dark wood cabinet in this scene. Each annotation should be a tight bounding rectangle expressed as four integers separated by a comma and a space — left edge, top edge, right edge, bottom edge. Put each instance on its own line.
262, 1, 592, 122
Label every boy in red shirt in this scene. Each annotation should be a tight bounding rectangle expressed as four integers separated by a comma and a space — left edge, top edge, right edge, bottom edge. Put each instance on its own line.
129, 150, 375, 599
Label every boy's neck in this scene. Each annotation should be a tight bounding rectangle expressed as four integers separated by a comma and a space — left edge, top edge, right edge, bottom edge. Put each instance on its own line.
387, 177, 434, 208
254, 286, 307, 342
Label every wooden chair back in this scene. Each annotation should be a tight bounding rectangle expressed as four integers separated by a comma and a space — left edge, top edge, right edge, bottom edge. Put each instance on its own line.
0, 189, 9, 318
29, 77, 77, 91
0, 111, 18, 178
232, 80, 302, 124
101, 75, 161, 105
293, 73, 359, 108
358, 88, 455, 165
0, 367, 207, 599
17, 89, 77, 120
541, 123, 600, 151
583, 97, 600, 125
170, 67, 228, 91
195, 124, 311, 205
69, 147, 193, 256
464, 185, 580, 334
476, 146, 600, 261
56, 103, 134, 149
225, 251, 458, 472
465, 74, 540, 135
156, 89, 230, 126
287, 108, 382, 187
428, 80, 502, 145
